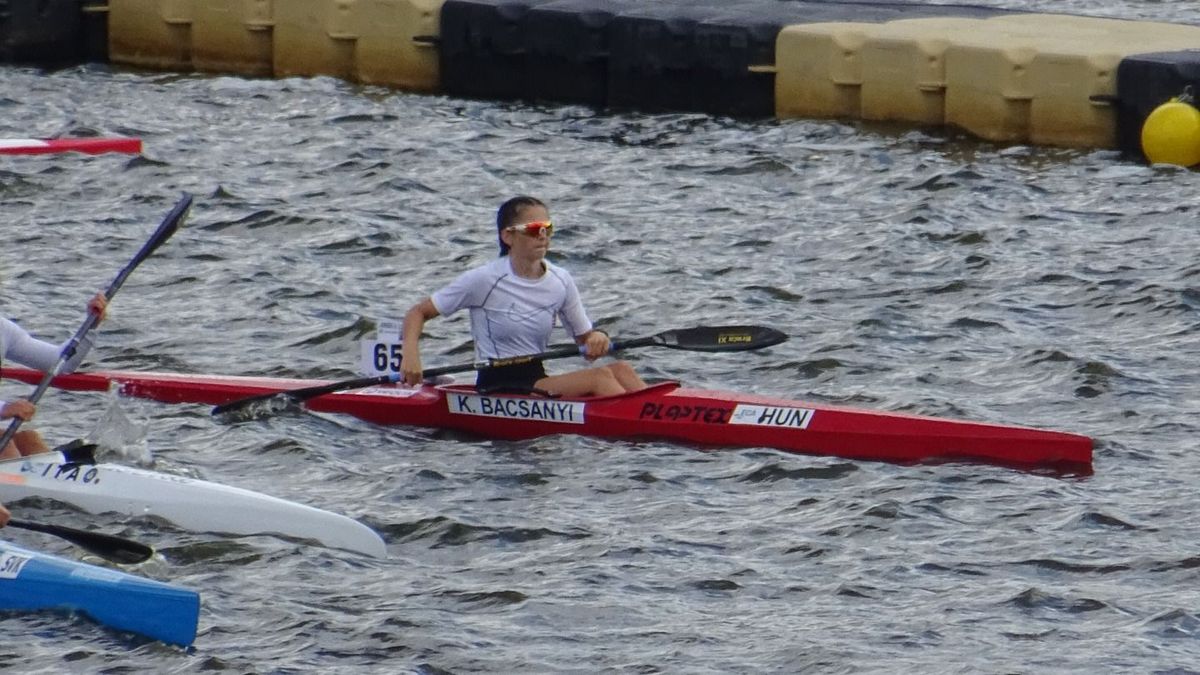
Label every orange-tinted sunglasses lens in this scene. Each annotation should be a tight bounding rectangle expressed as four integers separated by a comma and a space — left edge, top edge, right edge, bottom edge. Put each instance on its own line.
509, 221, 554, 237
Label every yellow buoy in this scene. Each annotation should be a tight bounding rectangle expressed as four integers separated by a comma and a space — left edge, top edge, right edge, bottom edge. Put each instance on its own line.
1141, 98, 1200, 167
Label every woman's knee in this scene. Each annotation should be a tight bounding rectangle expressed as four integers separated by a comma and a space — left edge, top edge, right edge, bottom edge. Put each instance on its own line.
593, 365, 620, 385
589, 366, 624, 395
605, 360, 646, 391
13, 429, 47, 455
606, 361, 635, 378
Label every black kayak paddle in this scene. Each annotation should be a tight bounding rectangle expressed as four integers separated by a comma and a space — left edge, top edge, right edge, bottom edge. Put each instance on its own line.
212, 324, 787, 419
7, 519, 154, 565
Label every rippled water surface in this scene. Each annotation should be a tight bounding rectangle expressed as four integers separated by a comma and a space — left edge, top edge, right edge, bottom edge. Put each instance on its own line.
2, 1, 1200, 672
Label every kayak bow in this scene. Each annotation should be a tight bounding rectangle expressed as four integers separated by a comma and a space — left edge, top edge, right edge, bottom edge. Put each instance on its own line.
0, 138, 142, 155
0, 455, 387, 558
0, 539, 199, 645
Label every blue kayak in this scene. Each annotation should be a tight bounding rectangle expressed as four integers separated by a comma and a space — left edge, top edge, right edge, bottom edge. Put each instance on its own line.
0, 540, 199, 646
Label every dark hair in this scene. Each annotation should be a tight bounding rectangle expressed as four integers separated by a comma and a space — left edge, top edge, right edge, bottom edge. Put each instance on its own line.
496, 195, 547, 256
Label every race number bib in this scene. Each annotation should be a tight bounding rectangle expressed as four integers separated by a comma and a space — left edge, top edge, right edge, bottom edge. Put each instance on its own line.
359, 318, 403, 376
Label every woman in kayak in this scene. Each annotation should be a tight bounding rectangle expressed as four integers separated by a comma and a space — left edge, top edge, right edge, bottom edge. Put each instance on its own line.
0, 293, 108, 460
401, 196, 647, 397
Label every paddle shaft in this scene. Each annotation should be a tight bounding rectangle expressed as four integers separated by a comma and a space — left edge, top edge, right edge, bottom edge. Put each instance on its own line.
216, 343, 614, 412
0, 194, 192, 449
7, 519, 154, 565
212, 325, 786, 415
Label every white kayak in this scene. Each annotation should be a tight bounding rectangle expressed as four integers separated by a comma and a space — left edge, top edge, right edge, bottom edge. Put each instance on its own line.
0, 452, 386, 558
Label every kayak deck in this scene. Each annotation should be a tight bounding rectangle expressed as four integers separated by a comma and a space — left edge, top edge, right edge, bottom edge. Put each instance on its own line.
0, 366, 1093, 472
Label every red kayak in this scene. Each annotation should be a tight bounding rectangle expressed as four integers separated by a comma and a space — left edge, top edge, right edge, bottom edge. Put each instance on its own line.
0, 366, 1092, 472
0, 138, 142, 155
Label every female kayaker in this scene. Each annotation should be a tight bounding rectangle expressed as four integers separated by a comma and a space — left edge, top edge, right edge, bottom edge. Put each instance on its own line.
0, 293, 108, 460
401, 195, 647, 397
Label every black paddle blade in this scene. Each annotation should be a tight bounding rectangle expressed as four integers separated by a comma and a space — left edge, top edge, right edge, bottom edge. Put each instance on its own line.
97, 193, 192, 310
50, 439, 98, 465
7, 519, 154, 565
212, 391, 308, 422
124, 193, 192, 275
212, 373, 396, 419
652, 325, 788, 352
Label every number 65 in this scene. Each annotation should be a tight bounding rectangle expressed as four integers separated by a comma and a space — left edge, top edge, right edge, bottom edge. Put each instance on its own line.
373, 343, 402, 372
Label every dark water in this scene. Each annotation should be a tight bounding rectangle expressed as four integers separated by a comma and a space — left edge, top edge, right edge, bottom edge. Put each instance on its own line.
2, 1, 1200, 671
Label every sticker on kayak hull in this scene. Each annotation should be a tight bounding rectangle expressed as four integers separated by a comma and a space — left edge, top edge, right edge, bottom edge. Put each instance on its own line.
638, 403, 732, 424
729, 404, 815, 429
351, 386, 423, 398
19, 462, 101, 485
0, 551, 31, 579
447, 394, 585, 424
71, 566, 124, 582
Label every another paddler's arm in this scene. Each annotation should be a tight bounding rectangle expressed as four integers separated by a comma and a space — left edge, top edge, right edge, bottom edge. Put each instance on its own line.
87, 291, 108, 323
401, 298, 441, 386
0, 503, 9, 528
57, 292, 109, 373
0, 292, 109, 375
0, 400, 36, 422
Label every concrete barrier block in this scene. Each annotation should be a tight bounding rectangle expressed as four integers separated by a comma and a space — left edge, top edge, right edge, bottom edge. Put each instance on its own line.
860, 18, 987, 126
1009, 15, 1200, 147
943, 23, 1040, 144
775, 22, 874, 120
275, 0, 441, 91
357, 0, 442, 90
193, 0, 274, 76
110, 0, 194, 70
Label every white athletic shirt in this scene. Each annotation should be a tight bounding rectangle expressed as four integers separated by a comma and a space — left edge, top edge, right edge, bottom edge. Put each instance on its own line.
0, 317, 92, 409
430, 256, 593, 361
